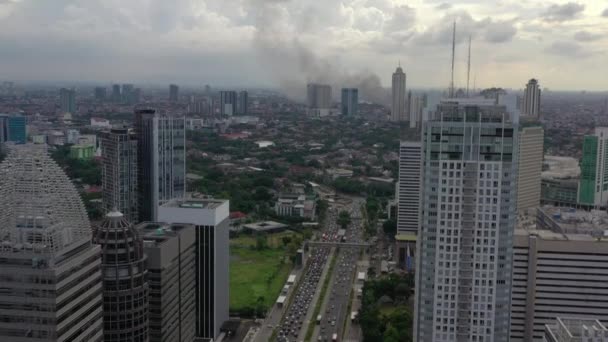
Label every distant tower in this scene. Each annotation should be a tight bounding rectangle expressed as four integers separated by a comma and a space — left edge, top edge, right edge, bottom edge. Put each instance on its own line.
341, 88, 359, 116
391, 64, 407, 121
449, 21, 456, 98
238, 90, 249, 115
169, 84, 179, 102
306, 83, 332, 117
0, 144, 104, 341
522, 79, 541, 118
94, 211, 148, 342
466, 35, 472, 97
59, 87, 76, 113
220, 91, 238, 116
112, 84, 121, 102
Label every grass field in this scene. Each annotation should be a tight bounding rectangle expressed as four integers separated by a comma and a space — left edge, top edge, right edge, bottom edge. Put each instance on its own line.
230, 234, 296, 313
230, 230, 299, 249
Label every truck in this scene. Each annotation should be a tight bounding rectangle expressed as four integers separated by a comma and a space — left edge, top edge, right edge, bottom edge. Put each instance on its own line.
317, 314, 322, 324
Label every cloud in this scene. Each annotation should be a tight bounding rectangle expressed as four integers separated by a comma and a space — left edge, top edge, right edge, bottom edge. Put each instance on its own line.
603, 8, 608, 17
545, 40, 592, 58
483, 20, 517, 43
542, 2, 585, 22
436, 3, 452, 10
573, 30, 602, 42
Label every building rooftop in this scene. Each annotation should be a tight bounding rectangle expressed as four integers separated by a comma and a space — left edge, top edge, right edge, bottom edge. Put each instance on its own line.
517, 205, 608, 241
137, 221, 194, 247
162, 198, 226, 210
243, 221, 288, 232
542, 155, 580, 180
545, 317, 608, 341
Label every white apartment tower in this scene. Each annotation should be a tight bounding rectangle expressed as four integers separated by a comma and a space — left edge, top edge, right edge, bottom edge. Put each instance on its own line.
397, 141, 423, 234
522, 79, 541, 118
414, 100, 519, 342
392, 65, 407, 122
517, 126, 544, 212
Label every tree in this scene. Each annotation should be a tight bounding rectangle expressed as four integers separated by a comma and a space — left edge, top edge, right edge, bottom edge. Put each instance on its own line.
255, 235, 268, 250
395, 282, 411, 303
383, 218, 397, 238
281, 236, 292, 246
337, 210, 352, 229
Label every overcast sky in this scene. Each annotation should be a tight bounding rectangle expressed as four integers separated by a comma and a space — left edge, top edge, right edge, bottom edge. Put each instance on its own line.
0, 0, 607, 91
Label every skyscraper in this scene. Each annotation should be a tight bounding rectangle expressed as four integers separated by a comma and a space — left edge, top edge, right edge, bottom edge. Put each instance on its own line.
59, 87, 76, 113
522, 79, 541, 118
220, 91, 237, 116
93, 211, 148, 342
0, 113, 26, 144
122, 83, 135, 104
414, 100, 518, 342
391, 65, 407, 122
137, 221, 197, 342
158, 198, 230, 340
238, 90, 249, 115
95, 86, 107, 101
135, 109, 186, 221
0, 144, 104, 341
307, 83, 332, 116
578, 127, 608, 207
101, 128, 139, 223
112, 84, 121, 102
517, 126, 544, 212
397, 140, 423, 235
341, 88, 358, 116
169, 84, 179, 102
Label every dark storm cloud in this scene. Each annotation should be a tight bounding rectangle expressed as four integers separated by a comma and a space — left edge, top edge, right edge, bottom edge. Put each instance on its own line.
542, 2, 585, 22
573, 30, 602, 42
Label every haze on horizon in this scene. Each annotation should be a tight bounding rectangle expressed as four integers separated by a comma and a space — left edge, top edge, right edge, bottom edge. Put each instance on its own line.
0, 0, 607, 91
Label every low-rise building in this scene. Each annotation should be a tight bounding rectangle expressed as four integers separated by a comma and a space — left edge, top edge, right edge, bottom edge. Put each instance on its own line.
541, 156, 580, 207
274, 194, 316, 220
544, 317, 608, 342
326, 168, 354, 179
70, 144, 95, 159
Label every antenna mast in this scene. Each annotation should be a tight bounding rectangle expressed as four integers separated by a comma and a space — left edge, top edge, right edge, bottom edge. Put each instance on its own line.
450, 21, 456, 98
466, 35, 471, 97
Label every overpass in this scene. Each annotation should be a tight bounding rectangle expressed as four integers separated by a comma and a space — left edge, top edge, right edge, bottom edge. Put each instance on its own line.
306, 241, 372, 248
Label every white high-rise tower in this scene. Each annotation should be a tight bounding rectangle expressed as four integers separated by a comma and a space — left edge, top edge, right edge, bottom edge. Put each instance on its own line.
392, 64, 407, 122
522, 79, 541, 118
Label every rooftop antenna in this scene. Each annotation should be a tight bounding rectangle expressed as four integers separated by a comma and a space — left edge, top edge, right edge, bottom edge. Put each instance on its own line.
466, 35, 471, 97
450, 20, 456, 98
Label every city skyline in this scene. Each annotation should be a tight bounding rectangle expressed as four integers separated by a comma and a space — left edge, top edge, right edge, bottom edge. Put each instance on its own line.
0, 1, 607, 91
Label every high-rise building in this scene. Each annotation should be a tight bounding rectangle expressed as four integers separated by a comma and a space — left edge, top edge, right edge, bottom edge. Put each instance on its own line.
169, 84, 179, 102
93, 211, 148, 342
522, 79, 541, 118
158, 198, 230, 340
341, 88, 358, 116
112, 84, 121, 102
511, 207, 608, 341
414, 100, 518, 342
307, 83, 332, 116
0, 113, 26, 144
238, 90, 249, 115
134, 109, 186, 222
122, 83, 135, 104
409, 94, 425, 128
544, 317, 608, 342
0, 144, 104, 341
391, 65, 407, 122
101, 128, 139, 223
137, 221, 197, 342
578, 127, 608, 207
59, 87, 76, 114
220, 91, 237, 116
95, 86, 107, 101
517, 126, 544, 212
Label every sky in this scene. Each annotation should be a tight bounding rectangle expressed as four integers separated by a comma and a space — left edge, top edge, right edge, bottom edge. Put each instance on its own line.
0, 0, 607, 92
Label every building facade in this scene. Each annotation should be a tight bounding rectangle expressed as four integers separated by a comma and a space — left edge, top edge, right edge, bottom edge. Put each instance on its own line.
220, 91, 237, 116
341, 88, 358, 116
169, 84, 179, 102
158, 199, 230, 340
414, 100, 518, 342
307, 83, 332, 116
93, 212, 148, 342
135, 109, 186, 222
517, 126, 544, 211
112, 84, 121, 102
0, 114, 27, 144
391, 65, 407, 122
59, 87, 76, 114
397, 140, 423, 235
0, 144, 104, 341
544, 317, 608, 342
275, 194, 317, 220
238, 90, 249, 115
138, 222, 197, 342
101, 128, 139, 223
522, 79, 541, 118
511, 207, 608, 341
95, 86, 106, 101
578, 128, 608, 207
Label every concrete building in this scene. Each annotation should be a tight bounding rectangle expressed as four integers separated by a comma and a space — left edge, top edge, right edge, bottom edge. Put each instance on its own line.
158, 198, 230, 340
517, 126, 544, 211
138, 222, 197, 342
341, 88, 358, 116
0, 144, 104, 341
578, 127, 608, 207
169, 84, 179, 102
0, 113, 26, 143
135, 109, 186, 221
409, 94, 425, 128
238, 90, 248, 115
95, 86, 106, 101
275, 194, 316, 220
391, 65, 407, 122
511, 206, 608, 341
307, 83, 332, 117
101, 128, 139, 223
93, 212, 148, 342
544, 317, 608, 342
414, 100, 519, 342
522, 79, 541, 118
541, 156, 580, 207
220, 91, 237, 116
112, 84, 121, 102
396, 139, 422, 270
59, 87, 76, 114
